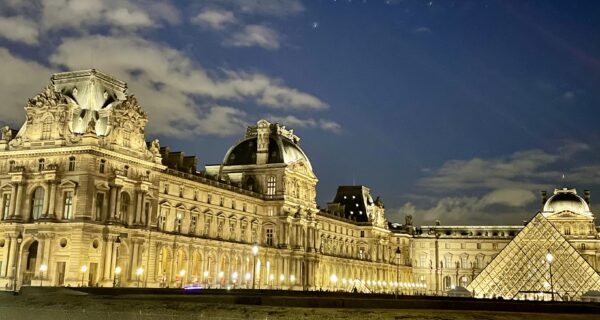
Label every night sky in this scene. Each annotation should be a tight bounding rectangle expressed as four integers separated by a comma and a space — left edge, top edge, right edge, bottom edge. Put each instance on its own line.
1, 0, 599, 225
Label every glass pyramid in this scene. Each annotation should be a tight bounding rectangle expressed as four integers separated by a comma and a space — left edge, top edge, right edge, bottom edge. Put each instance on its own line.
468, 212, 600, 301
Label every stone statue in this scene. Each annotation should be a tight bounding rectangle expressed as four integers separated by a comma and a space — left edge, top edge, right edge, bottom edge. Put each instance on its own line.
86, 119, 96, 134
1, 126, 12, 141
150, 139, 160, 155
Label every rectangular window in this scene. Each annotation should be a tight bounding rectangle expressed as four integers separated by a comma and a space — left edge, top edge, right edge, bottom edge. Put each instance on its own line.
231, 200, 236, 210
267, 207, 274, 216
63, 191, 73, 220
42, 118, 52, 140
99, 160, 105, 173
207, 194, 212, 204
204, 218, 211, 236
360, 231, 365, 238
176, 211, 183, 233
420, 256, 427, 268
38, 159, 45, 171
267, 176, 276, 196
445, 256, 452, 269
492, 243, 498, 250
266, 228, 274, 246
2, 193, 11, 220
219, 196, 224, 206
191, 216, 197, 234
68, 157, 76, 171
123, 131, 130, 147
95, 193, 104, 221
163, 183, 169, 194
477, 243, 482, 250
242, 203, 247, 212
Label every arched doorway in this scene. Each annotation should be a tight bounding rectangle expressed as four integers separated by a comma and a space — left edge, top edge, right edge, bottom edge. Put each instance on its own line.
157, 246, 171, 288
21, 240, 39, 286
460, 276, 469, 288
443, 276, 452, 290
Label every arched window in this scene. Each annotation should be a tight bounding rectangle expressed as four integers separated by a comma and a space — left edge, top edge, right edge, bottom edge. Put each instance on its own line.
443, 276, 452, 290
41, 117, 52, 140
564, 226, 571, 235
31, 187, 44, 220
460, 276, 469, 288
119, 192, 130, 219
266, 176, 276, 196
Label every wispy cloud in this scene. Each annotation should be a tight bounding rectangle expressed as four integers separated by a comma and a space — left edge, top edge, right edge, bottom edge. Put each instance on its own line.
0, 16, 39, 45
267, 115, 342, 134
191, 9, 237, 30
223, 24, 281, 50
412, 26, 431, 33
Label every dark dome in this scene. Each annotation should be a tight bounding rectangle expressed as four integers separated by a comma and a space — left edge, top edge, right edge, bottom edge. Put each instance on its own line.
223, 136, 312, 169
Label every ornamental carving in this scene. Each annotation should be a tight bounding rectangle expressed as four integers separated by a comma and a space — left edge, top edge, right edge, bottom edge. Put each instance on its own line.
26, 85, 68, 110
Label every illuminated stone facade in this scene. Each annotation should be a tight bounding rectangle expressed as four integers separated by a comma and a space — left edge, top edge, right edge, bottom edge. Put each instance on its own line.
0, 70, 598, 300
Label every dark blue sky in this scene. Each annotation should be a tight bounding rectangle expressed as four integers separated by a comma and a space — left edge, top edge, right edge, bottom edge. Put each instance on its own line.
1, 0, 599, 224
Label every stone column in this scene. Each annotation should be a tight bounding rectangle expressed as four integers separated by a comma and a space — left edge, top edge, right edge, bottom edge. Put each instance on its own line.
6, 235, 16, 279
47, 182, 57, 218
114, 187, 122, 220
109, 187, 117, 219
13, 183, 23, 220
135, 191, 143, 225
130, 241, 139, 280
102, 238, 113, 280
8, 184, 16, 218
2, 236, 12, 277
42, 182, 50, 217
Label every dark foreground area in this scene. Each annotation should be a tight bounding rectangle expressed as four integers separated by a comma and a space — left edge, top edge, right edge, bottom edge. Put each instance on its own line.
0, 287, 598, 320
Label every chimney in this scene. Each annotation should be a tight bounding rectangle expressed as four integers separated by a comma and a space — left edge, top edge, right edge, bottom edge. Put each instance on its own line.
256, 120, 270, 165
584, 190, 591, 204
541, 190, 548, 207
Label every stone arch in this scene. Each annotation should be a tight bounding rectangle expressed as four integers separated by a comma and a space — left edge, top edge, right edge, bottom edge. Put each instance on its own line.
190, 249, 203, 283
156, 244, 172, 287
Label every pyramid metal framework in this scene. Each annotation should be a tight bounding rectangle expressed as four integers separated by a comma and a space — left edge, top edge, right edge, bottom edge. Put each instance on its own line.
468, 212, 600, 301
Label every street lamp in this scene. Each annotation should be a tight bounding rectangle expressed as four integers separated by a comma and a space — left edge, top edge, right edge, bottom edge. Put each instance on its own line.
13, 231, 23, 294
395, 247, 401, 299
136, 267, 144, 287
180, 270, 186, 288
330, 274, 338, 290
251, 244, 259, 290
232, 272, 238, 289
80, 265, 88, 287
290, 274, 296, 286
40, 264, 48, 287
545, 250, 555, 301
114, 266, 122, 287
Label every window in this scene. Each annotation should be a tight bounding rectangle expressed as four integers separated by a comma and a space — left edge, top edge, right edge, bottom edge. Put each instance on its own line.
229, 221, 236, 238
158, 209, 167, 231
123, 165, 129, 177
492, 243, 498, 250
63, 191, 73, 219
217, 220, 224, 238
99, 159, 105, 173
564, 226, 571, 235
38, 159, 45, 171
267, 207, 274, 216
95, 193, 104, 221
175, 210, 183, 233
242, 203, 247, 212
163, 183, 169, 194
204, 218, 211, 236
231, 200, 236, 210
2, 193, 11, 220
119, 192, 130, 219
41, 117, 52, 140
190, 216, 197, 234
207, 194, 212, 203
31, 187, 44, 220
443, 276, 452, 290
444, 256, 452, 269
265, 228, 274, 246
476, 243, 482, 250
360, 231, 365, 238
581, 243, 586, 250
460, 276, 469, 288
193, 190, 198, 201
123, 130, 130, 147
420, 256, 427, 268
461, 256, 468, 269
68, 157, 76, 171
9, 160, 15, 171
179, 186, 184, 197
267, 176, 276, 195
219, 196, 224, 206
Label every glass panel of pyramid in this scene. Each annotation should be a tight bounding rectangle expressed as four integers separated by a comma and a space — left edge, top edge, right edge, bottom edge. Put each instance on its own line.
467, 212, 600, 301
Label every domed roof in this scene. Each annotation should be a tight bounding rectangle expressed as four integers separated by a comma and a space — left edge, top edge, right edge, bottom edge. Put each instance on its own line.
542, 188, 592, 217
222, 124, 312, 170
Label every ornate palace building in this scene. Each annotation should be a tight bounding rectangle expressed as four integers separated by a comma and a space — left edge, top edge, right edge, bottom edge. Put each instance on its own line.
0, 70, 599, 301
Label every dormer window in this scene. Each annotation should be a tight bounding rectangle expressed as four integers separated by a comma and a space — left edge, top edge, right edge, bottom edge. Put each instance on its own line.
41, 117, 52, 140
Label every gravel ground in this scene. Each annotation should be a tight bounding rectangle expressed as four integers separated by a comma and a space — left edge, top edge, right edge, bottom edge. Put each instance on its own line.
0, 290, 596, 320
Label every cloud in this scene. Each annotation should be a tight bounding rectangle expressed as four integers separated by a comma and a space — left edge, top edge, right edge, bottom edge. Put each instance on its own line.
206, 0, 304, 17
223, 24, 281, 50
0, 48, 55, 125
0, 16, 39, 45
393, 142, 596, 225
267, 115, 342, 133
412, 26, 431, 33
192, 9, 237, 30
40, 0, 166, 31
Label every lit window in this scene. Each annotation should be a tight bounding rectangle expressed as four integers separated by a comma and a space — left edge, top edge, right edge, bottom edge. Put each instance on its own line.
31, 187, 44, 220
2, 193, 11, 220
266, 228, 274, 246
267, 176, 276, 196
175, 210, 183, 233
63, 191, 73, 219
191, 216, 197, 234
